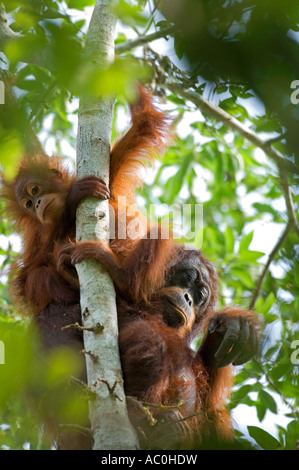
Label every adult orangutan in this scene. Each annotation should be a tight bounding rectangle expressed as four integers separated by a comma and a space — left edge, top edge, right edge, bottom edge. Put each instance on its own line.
56, 90, 260, 449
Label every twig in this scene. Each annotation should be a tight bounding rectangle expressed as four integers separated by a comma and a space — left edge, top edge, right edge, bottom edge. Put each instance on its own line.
128, 397, 201, 424
91, 378, 123, 402
81, 348, 99, 361
171, 410, 204, 423
115, 25, 177, 54
127, 396, 157, 426
249, 223, 292, 309
136, 399, 184, 411
279, 171, 299, 237
266, 132, 287, 145
61, 321, 104, 333
127, 396, 185, 427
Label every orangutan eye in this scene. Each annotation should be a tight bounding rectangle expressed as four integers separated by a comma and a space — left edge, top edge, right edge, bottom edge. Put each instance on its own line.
25, 200, 32, 209
31, 186, 39, 196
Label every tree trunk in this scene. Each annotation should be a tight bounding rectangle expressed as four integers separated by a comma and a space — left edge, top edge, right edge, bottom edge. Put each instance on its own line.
75, 0, 139, 450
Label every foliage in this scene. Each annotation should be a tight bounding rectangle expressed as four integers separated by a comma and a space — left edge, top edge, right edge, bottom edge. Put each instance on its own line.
0, 0, 298, 450
157, 0, 299, 165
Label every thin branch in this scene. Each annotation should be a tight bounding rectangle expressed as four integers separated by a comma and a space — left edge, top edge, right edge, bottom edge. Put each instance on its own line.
81, 348, 99, 361
135, 398, 184, 411
170, 410, 204, 423
279, 171, 299, 237
160, 79, 299, 176
115, 25, 177, 54
61, 321, 104, 333
266, 132, 287, 145
91, 377, 124, 402
126, 396, 184, 427
127, 396, 157, 426
249, 223, 292, 309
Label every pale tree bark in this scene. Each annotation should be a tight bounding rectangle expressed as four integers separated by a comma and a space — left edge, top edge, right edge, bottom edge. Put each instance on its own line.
75, 0, 139, 450
0, 3, 22, 49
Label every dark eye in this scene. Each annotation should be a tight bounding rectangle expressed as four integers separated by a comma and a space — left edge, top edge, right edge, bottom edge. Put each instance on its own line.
166, 268, 200, 287
31, 186, 39, 196
184, 269, 199, 283
51, 168, 62, 178
196, 285, 209, 305
25, 200, 32, 209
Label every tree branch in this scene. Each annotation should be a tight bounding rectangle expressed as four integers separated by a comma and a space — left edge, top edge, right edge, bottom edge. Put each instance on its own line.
75, 0, 139, 450
265, 132, 287, 145
249, 223, 291, 309
160, 79, 299, 176
115, 25, 177, 54
279, 171, 299, 237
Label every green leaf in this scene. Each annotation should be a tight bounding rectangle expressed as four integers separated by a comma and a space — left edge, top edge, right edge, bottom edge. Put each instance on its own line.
66, 0, 96, 10
230, 267, 254, 288
259, 390, 277, 414
256, 402, 267, 422
174, 37, 185, 60
231, 384, 253, 404
285, 420, 299, 450
215, 153, 224, 185
260, 292, 276, 315
247, 426, 281, 450
239, 231, 254, 252
238, 250, 264, 262
278, 381, 299, 400
252, 202, 278, 218
164, 152, 193, 204
112, 0, 147, 27
43, 8, 67, 20
224, 226, 235, 253
215, 85, 228, 94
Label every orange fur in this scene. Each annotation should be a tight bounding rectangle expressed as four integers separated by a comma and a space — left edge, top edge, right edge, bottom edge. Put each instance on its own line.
110, 85, 171, 204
